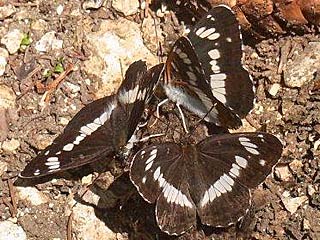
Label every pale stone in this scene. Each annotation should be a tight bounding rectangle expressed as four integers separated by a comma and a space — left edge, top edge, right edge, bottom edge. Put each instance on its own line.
112, 0, 140, 16
81, 174, 93, 185
274, 165, 292, 181
83, 18, 158, 98
35, 31, 63, 53
71, 203, 118, 240
16, 187, 50, 206
0, 4, 16, 20
284, 42, 320, 88
0, 161, 8, 177
281, 195, 308, 214
0, 47, 9, 76
0, 84, 16, 109
56, 4, 64, 15
1, 138, 20, 152
1, 29, 24, 54
268, 83, 281, 96
0, 221, 26, 240
288, 159, 303, 173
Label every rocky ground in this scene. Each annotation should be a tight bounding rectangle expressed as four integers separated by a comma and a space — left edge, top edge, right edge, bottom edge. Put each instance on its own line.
0, 1, 319, 240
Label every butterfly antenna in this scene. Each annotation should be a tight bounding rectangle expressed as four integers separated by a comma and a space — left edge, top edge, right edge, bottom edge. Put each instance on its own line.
119, 58, 124, 82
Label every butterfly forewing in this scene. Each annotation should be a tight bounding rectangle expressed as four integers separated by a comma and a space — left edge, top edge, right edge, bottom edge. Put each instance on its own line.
187, 5, 254, 117
130, 132, 282, 234
20, 61, 162, 178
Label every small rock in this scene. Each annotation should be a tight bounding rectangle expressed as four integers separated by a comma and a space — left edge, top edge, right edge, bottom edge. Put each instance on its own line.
112, 0, 140, 16
1, 29, 24, 54
274, 165, 292, 181
268, 83, 281, 96
56, 4, 64, 15
16, 186, 50, 206
35, 31, 63, 53
303, 219, 311, 230
0, 47, 9, 76
0, 108, 9, 141
307, 185, 316, 196
0, 221, 26, 240
82, 0, 104, 10
0, 84, 16, 109
141, 16, 164, 53
30, 19, 48, 31
59, 117, 69, 126
72, 203, 118, 240
64, 82, 80, 93
313, 139, 320, 151
289, 159, 303, 173
0, 4, 16, 20
1, 138, 20, 152
281, 194, 308, 214
284, 42, 320, 88
81, 174, 93, 185
0, 161, 8, 177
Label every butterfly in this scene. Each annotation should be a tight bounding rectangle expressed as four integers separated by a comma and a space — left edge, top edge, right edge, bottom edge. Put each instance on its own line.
129, 132, 282, 235
163, 5, 254, 129
20, 60, 164, 178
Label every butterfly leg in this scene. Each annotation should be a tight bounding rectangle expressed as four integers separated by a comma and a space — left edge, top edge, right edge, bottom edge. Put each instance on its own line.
177, 104, 189, 133
138, 133, 165, 142
150, 98, 169, 128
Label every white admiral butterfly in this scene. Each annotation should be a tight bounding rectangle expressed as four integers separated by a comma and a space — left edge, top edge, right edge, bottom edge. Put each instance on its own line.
130, 132, 282, 235
20, 61, 164, 178
163, 5, 254, 129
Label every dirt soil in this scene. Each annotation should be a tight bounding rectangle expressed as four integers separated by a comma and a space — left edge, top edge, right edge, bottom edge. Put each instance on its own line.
1, 1, 320, 240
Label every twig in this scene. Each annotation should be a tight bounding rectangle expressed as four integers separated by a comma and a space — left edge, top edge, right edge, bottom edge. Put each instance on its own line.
37, 64, 74, 103
17, 66, 42, 100
67, 212, 73, 240
3, 198, 15, 217
8, 179, 17, 217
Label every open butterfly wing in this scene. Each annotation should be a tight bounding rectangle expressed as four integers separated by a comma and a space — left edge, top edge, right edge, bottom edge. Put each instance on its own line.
195, 132, 282, 226
130, 132, 282, 233
187, 5, 254, 117
130, 143, 196, 235
20, 61, 161, 178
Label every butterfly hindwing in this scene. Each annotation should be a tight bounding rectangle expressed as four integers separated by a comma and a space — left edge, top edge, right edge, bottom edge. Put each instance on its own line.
187, 5, 254, 117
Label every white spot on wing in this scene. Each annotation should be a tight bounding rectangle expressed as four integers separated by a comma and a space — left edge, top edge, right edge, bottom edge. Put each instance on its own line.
235, 156, 248, 168
208, 49, 220, 59
63, 143, 74, 152
153, 167, 161, 180
195, 27, 206, 36
207, 33, 220, 40
47, 157, 59, 162
259, 159, 266, 166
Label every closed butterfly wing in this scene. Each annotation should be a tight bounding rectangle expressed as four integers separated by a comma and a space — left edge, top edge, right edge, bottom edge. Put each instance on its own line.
187, 5, 254, 117
164, 36, 241, 128
130, 132, 282, 235
20, 61, 163, 178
